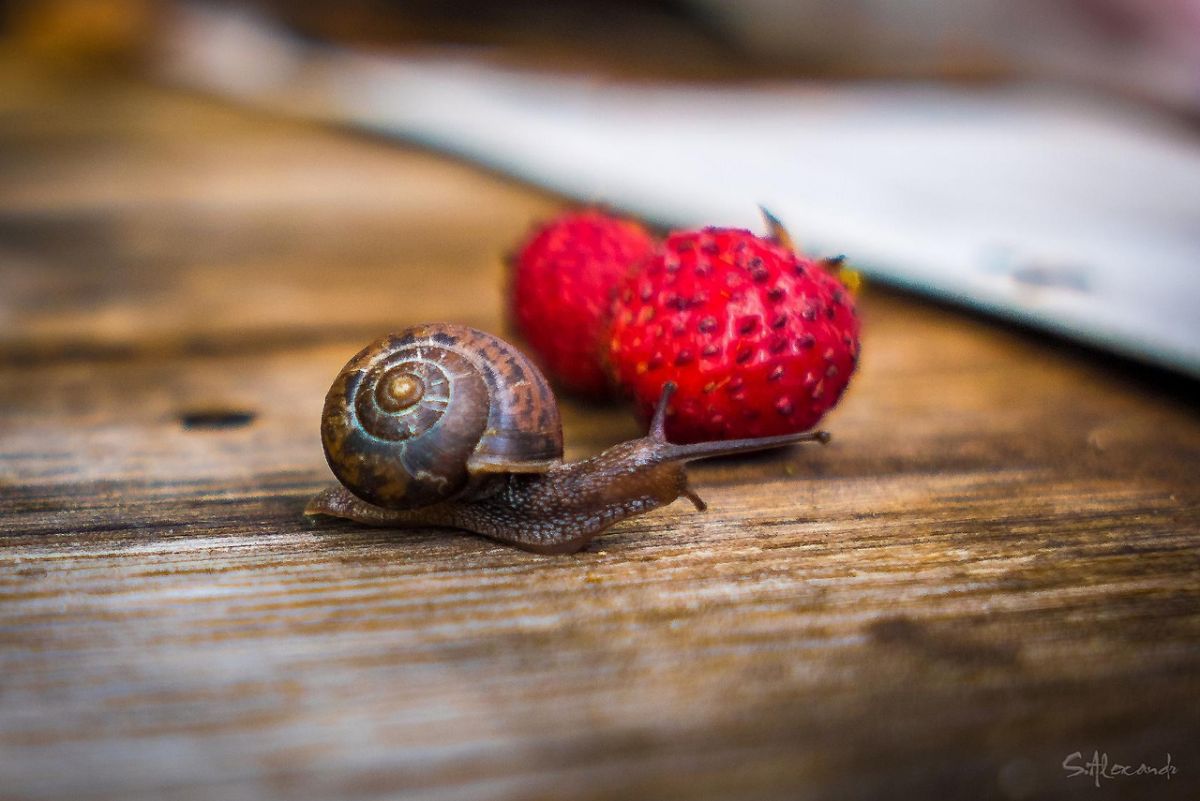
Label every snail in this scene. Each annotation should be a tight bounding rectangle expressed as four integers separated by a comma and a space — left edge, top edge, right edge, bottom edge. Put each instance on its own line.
305, 323, 830, 554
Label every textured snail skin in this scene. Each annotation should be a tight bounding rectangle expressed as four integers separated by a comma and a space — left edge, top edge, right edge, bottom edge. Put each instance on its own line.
306, 435, 695, 554
309, 327, 830, 554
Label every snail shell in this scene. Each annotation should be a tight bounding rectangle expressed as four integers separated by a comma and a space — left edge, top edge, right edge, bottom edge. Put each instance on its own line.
320, 323, 563, 510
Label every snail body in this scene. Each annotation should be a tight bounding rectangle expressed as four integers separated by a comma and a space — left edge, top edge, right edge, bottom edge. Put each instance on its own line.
307, 324, 829, 554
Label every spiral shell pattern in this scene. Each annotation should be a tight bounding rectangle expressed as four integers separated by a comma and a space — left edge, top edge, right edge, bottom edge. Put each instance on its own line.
321, 324, 563, 510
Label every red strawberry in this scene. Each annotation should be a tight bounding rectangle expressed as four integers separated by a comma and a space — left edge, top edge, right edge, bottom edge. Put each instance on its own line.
509, 209, 656, 395
608, 225, 860, 443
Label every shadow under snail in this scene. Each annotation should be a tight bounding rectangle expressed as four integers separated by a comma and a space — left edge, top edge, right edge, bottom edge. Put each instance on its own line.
305, 323, 830, 554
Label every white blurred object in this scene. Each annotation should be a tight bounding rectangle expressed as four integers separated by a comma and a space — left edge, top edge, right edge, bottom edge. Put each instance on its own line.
687, 0, 1200, 112
160, 4, 1200, 377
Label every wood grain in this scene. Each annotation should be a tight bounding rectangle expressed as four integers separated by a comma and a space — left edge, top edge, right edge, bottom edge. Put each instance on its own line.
1, 73, 1198, 801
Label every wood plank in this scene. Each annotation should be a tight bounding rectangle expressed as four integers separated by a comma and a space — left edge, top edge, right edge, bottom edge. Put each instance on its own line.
0, 76, 558, 362
1, 74, 1198, 801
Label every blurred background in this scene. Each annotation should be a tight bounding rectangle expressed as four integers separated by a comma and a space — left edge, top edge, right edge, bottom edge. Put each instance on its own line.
8, 0, 1200, 101
2, 0, 1199, 375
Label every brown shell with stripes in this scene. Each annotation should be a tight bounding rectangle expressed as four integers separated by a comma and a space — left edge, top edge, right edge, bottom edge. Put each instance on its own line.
319, 324, 563, 510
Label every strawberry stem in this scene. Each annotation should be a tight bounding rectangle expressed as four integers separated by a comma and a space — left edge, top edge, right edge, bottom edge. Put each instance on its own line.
758, 205, 796, 252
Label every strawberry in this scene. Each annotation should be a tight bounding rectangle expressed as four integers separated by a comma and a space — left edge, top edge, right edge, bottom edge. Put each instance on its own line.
509, 209, 656, 395
608, 224, 860, 443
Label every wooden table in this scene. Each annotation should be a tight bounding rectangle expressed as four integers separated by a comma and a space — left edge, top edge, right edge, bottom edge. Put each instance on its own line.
2, 70, 1198, 801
